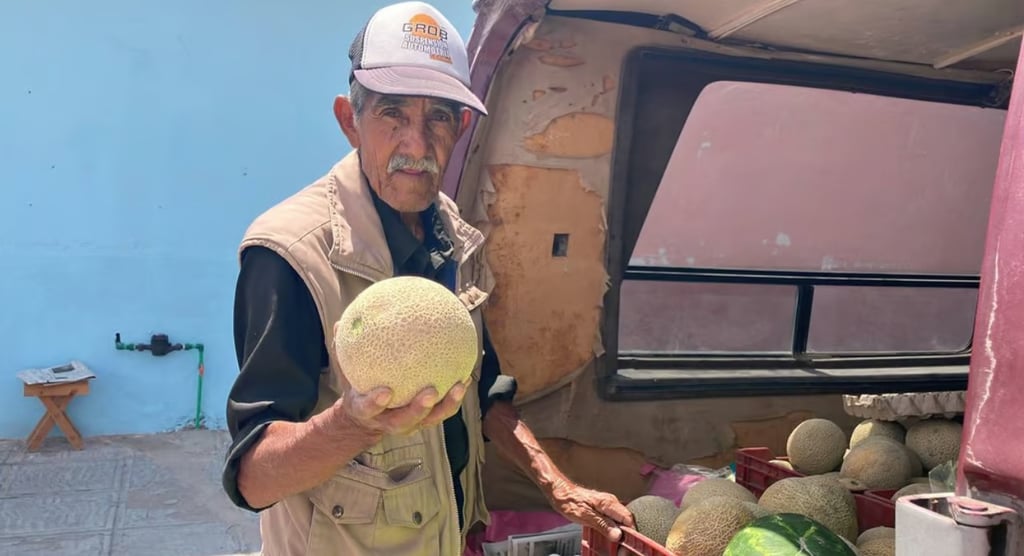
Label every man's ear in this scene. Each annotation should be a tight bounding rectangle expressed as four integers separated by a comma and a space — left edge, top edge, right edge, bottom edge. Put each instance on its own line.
456, 108, 473, 140
334, 95, 361, 148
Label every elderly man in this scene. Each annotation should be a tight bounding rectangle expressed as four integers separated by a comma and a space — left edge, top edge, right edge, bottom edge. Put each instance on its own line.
221, 2, 633, 554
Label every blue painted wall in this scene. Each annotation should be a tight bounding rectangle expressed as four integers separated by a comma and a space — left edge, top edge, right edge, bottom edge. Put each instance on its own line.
0, 0, 477, 438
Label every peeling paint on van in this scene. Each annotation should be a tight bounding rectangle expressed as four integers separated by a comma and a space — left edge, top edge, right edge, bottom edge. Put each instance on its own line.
523, 112, 614, 158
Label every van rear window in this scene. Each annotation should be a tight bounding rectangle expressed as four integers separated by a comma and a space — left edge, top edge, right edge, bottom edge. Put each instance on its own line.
618, 81, 1005, 357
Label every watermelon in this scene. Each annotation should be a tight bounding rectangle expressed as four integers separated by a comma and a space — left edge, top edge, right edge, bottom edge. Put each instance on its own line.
723, 513, 858, 556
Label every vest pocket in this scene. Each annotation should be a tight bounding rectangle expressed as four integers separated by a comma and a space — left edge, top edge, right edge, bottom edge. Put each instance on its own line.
309, 477, 380, 525
341, 457, 429, 489
305, 456, 446, 554
382, 481, 441, 528
356, 433, 429, 478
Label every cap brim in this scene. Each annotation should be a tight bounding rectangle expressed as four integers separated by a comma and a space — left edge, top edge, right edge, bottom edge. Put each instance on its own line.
354, 67, 488, 115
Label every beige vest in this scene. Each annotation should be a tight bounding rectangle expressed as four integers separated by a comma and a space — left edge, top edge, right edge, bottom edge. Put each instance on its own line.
239, 150, 492, 556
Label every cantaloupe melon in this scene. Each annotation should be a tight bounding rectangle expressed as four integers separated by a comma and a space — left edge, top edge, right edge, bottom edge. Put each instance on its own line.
665, 496, 763, 556
906, 419, 963, 470
786, 418, 847, 474
626, 495, 680, 546
859, 537, 896, 556
840, 437, 914, 490
857, 526, 895, 546
744, 501, 772, 519
334, 276, 479, 408
681, 478, 756, 510
770, 459, 794, 471
806, 473, 864, 493
757, 476, 859, 542
903, 443, 925, 477
892, 482, 931, 501
850, 419, 906, 449
837, 477, 868, 492
855, 435, 923, 478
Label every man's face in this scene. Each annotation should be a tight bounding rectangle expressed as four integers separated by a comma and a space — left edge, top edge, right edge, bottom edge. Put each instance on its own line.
336, 92, 471, 214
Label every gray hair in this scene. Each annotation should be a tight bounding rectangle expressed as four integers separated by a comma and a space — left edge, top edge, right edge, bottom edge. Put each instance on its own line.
348, 80, 372, 117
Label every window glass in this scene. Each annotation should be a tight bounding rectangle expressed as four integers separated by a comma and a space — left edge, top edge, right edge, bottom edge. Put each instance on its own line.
619, 281, 795, 353
806, 287, 978, 354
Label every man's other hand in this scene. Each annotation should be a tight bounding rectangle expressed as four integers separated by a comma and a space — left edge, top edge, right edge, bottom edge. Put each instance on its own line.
549, 481, 635, 543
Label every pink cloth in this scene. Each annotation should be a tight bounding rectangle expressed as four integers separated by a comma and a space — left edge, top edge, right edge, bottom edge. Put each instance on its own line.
464, 510, 573, 556
640, 463, 706, 507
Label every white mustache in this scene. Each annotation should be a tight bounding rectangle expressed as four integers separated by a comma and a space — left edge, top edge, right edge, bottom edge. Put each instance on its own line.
388, 154, 439, 176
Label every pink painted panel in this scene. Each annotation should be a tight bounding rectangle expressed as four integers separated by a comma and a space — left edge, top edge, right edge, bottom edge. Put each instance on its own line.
621, 81, 1005, 355
958, 43, 1024, 502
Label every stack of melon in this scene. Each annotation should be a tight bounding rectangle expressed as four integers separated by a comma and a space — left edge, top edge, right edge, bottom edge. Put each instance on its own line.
623, 416, 962, 556
626, 475, 861, 556
778, 416, 963, 502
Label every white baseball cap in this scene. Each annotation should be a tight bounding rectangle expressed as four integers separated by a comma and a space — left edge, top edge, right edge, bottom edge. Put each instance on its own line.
348, 1, 487, 115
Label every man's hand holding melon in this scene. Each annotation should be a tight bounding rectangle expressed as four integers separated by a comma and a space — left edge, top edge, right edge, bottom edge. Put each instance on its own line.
334, 378, 470, 440
329, 276, 481, 440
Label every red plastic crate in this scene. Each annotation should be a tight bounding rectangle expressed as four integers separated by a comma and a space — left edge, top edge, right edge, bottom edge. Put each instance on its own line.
735, 446, 896, 533
734, 447, 805, 496
855, 490, 896, 530
581, 525, 673, 556
865, 488, 898, 503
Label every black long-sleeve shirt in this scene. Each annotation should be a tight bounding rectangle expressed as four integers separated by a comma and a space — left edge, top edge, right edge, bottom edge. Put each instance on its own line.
222, 189, 517, 530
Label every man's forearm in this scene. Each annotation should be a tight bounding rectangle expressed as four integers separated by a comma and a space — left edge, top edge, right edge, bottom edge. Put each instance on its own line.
237, 407, 381, 510
482, 400, 572, 498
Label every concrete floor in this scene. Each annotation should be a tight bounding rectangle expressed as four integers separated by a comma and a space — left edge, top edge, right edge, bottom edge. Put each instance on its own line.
0, 430, 261, 556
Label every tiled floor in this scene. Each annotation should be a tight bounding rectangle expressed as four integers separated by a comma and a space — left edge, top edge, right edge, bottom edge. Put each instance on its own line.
0, 430, 261, 556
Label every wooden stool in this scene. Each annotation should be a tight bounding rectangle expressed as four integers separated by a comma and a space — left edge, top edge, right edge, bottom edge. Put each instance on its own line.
23, 379, 89, 451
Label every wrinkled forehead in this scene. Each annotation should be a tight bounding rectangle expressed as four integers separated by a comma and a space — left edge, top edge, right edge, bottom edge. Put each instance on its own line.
370, 93, 463, 116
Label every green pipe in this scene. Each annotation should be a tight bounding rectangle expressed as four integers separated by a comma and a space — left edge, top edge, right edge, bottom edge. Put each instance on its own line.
114, 335, 206, 429
184, 343, 205, 429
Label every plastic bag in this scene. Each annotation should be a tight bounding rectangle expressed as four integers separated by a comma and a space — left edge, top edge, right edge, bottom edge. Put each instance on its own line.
929, 459, 958, 492
641, 462, 735, 507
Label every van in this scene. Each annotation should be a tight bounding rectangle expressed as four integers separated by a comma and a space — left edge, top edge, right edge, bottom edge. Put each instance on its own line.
451, 1, 1024, 553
